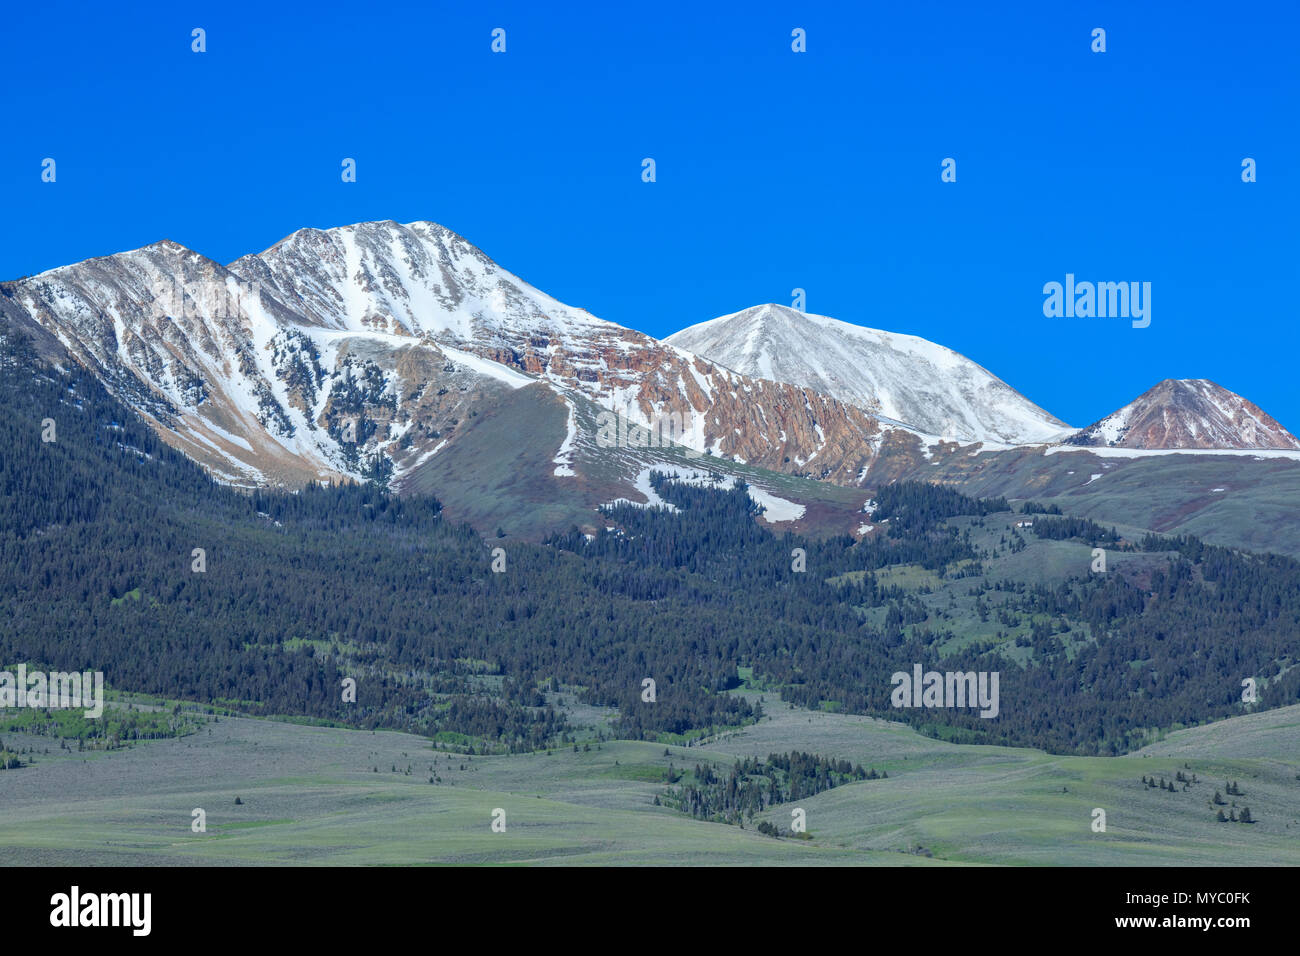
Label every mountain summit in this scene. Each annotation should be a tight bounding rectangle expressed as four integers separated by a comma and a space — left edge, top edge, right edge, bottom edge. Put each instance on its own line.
666, 303, 1072, 444
1067, 379, 1300, 450
0, 222, 884, 489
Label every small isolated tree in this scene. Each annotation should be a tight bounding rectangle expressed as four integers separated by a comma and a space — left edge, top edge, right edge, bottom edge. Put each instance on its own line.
234, 796, 243, 805
1216, 809, 1228, 822
1240, 807, 1254, 824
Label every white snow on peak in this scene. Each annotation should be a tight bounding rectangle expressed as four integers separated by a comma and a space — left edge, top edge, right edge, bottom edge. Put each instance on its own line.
230, 220, 620, 345
666, 303, 1073, 445
1067, 378, 1300, 450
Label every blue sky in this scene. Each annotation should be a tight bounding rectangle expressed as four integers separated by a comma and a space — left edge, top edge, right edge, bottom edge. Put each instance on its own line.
3, 1, 1297, 429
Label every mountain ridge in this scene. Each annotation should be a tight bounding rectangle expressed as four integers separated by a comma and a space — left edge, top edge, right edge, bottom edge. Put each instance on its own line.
3, 220, 1294, 520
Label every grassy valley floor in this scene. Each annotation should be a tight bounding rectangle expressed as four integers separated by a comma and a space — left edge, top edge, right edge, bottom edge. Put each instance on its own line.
1, 697, 1296, 866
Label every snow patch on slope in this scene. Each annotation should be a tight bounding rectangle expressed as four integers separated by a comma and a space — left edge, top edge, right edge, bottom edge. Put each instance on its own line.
605, 465, 805, 522
552, 390, 578, 477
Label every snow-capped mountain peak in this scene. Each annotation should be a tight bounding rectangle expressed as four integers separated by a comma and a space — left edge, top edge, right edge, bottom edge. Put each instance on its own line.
666, 303, 1073, 444
229, 219, 618, 345
1067, 379, 1300, 450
